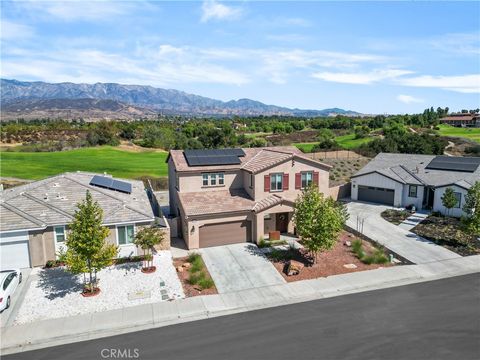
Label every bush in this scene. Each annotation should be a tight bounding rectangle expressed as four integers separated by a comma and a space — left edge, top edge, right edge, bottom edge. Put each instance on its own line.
351, 239, 388, 264
186, 253, 215, 290
258, 237, 270, 248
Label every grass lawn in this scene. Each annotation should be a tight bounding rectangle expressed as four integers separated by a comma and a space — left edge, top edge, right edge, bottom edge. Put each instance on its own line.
436, 125, 480, 143
294, 134, 375, 153
0, 146, 168, 180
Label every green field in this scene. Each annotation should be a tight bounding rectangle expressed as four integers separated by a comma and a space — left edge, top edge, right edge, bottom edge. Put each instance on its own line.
436, 125, 480, 143
294, 134, 375, 152
0, 146, 168, 180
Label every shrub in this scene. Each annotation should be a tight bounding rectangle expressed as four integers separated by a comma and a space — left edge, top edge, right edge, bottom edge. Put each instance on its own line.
258, 237, 270, 248
198, 277, 215, 290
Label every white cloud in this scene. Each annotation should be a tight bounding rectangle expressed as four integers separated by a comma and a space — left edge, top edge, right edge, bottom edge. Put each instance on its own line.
397, 74, 480, 93
0, 20, 34, 40
397, 94, 424, 104
201, 0, 243, 22
312, 69, 413, 85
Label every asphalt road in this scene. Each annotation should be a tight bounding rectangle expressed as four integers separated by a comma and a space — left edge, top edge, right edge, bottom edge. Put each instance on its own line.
5, 274, 480, 360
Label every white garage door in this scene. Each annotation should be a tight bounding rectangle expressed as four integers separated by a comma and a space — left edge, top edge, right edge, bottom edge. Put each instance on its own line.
0, 231, 31, 269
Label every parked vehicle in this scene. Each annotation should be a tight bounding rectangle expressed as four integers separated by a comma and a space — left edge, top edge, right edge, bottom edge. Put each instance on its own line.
0, 270, 22, 312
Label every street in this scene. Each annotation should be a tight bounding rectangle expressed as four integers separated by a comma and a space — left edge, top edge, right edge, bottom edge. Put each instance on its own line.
4, 274, 479, 360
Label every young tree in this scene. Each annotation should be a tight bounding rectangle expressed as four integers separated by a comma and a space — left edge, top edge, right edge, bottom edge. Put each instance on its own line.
293, 186, 347, 263
65, 191, 118, 293
441, 188, 458, 217
462, 182, 480, 236
134, 227, 166, 272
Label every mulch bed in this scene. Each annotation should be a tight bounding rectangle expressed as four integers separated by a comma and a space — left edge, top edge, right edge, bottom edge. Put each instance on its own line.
173, 257, 218, 297
412, 215, 479, 256
269, 231, 393, 282
381, 209, 411, 225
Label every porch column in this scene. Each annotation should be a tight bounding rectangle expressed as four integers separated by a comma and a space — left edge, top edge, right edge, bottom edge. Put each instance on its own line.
255, 213, 264, 243
287, 212, 295, 233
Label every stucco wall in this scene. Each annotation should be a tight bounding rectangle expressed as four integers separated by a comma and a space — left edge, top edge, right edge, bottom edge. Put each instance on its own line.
433, 185, 468, 217
178, 170, 243, 193
168, 157, 178, 216
28, 228, 56, 267
351, 173, 404, 207
254, 158, 330, 202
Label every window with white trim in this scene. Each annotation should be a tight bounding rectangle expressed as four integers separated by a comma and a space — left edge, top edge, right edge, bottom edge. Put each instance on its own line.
201, 172, 225, 186
408, 185, 418, 198
270, 173, 283, 191
301, 172, 313, 189
54, 226, 65, 243
117, 225, 135, 245
453, 192, 462, 208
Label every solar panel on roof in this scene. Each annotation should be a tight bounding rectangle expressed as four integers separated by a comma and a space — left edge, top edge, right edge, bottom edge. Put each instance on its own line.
425, 156, 480, 173
90, 175, 132, 194
184, 148, 245, 166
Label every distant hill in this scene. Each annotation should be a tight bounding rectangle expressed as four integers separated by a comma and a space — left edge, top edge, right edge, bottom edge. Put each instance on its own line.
0, 79, 362, 119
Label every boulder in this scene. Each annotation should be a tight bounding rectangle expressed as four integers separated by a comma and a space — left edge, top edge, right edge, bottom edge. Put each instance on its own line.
344, 240, 352, 247
286, 260, 304, 276
183, 262, 191, 269
176, 266, 184, 273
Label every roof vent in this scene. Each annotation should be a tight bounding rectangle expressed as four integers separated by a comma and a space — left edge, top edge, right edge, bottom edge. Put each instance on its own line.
53, 183, 60, 187
43, 193, 49, 201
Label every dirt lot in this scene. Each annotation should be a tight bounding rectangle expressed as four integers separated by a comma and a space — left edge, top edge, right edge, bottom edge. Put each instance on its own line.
268, 231, 393, 282
318, 156, 370, 186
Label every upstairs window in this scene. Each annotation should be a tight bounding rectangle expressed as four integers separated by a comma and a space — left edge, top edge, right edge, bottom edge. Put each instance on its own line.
202, 172, 225, 186
270, 173, 283, 191
301, 172, 313, 189
408, 185, 418, 198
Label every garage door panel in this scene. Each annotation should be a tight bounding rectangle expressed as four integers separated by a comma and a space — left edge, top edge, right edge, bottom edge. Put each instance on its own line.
358, 185, 394, 206
0, 238, 31, 269
199, 221, 251, 248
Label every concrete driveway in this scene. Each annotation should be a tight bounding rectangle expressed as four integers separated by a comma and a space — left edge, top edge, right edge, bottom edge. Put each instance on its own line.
346, 201, 461, 264
0, 268, 31, 328
200, 243, 286, 293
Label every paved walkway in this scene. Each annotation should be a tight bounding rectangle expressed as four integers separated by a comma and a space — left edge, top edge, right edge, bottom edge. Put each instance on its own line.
200, 243, 286, 293
346, 202, 460, 264
2, 255, 478, 355
398, 212, 429, 231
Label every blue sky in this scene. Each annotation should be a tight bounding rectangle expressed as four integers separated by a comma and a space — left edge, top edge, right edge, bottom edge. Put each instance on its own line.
1, 1, 479, 114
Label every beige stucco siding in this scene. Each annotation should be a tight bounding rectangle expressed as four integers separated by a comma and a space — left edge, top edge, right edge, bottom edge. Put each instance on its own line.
28, 228, 56, 267
178, 170, 243, 193
254, 158, 330, 202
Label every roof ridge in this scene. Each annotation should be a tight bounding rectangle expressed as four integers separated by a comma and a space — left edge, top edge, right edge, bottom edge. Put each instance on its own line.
398, 164, 426, 185
21, 192, 74, 220
1, 202, 46, 228
240, 149, 266, 169
385, 167, 407, 184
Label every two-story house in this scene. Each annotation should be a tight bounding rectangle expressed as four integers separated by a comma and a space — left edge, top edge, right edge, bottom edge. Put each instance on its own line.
167, 146, 331, 249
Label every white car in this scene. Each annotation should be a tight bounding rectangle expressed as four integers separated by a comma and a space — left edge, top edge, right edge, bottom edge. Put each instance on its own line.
0, 270, 22, 312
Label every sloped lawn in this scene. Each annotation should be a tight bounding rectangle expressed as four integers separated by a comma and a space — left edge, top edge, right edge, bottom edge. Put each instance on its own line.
411, 215, 479, 256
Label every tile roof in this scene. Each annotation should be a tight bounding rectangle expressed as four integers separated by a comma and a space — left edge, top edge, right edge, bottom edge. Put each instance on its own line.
252, 194, 284, 213
0, 172, 154, 233
178, 189, 255, 217
169, 146, 331, 174
352, 153, 480, 188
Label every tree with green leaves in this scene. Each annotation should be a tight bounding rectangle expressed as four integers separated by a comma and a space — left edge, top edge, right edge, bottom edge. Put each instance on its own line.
134, 227, 166, 272
441, 187, 458, 217
293, 186, 348, 263
462, 182, 480, 236
65, 191, 118, 294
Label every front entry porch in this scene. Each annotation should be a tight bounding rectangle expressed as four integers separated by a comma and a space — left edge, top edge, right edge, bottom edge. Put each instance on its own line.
262, 211, 296, 240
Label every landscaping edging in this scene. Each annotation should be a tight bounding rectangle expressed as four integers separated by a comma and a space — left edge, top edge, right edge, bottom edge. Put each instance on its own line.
344, 225, 413, 265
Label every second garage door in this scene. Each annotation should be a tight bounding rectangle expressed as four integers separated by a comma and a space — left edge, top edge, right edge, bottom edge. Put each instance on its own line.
358, 185, 395, 206
199, 220, 252, 248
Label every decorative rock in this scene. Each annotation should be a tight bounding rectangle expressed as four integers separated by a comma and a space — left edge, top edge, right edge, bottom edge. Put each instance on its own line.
286, 260, 304, 276
176, 266, 184, 273
193, 285, 202, 292
343, 263, 357, 269
183, 262, 191, 269
344, 240, 352, 247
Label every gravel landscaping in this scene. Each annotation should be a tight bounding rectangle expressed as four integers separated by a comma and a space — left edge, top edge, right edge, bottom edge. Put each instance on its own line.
14, 251, 184, 325
411, 215, 479, 256
381, 209, 411, 225
267, 231, 396, 282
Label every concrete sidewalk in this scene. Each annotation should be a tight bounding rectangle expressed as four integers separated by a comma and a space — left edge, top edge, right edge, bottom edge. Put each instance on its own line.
347, 202, 460, 264
2, 255, 478, 355
398, 212, 429, 231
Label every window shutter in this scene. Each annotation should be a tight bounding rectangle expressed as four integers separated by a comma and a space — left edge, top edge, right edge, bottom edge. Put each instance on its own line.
313, 171, 319, 186
264, 174, 270, 192
283, 173, 289, 191
295, 173, 301, 189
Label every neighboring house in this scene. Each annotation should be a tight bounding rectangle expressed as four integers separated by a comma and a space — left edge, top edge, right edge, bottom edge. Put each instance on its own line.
439, 113, 480, 128
167, 146, 331, 249
0, 172, 164, 269
351, 153, 480, 217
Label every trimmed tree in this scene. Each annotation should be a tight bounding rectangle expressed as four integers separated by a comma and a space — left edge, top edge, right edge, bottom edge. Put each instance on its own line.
65, 191, 118, 294
134, 227, 165, 273
441, 187, 458, 217
462, 181, 480, 236
293, 186, 348, 263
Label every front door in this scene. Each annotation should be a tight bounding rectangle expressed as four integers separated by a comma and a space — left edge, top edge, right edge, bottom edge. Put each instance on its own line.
276, 213, 289, 233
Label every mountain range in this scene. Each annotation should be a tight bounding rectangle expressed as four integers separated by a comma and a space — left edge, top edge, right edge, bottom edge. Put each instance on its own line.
0, 79, 361, 120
